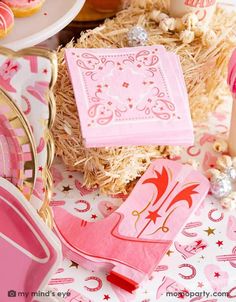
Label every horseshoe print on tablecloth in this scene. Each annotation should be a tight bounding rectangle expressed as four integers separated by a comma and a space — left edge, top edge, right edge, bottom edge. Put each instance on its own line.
84, 276, 103, 292
178, 264, 197, 279
74, 200, 91, 213
208, 209, 224, 223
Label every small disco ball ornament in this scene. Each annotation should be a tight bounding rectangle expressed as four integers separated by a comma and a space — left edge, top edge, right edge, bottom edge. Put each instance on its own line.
210, 174, 232, 199
127, 26, 148, 46
225, 167, 236, 182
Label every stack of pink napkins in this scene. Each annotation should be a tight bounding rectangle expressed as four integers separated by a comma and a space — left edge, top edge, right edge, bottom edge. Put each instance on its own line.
65, 45, 193, 148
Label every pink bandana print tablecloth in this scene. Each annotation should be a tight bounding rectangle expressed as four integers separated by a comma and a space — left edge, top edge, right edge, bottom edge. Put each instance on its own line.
48, 94, 236, 302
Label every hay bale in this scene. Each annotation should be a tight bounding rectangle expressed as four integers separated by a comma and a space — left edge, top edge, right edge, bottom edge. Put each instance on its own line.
53, 0, 236, 194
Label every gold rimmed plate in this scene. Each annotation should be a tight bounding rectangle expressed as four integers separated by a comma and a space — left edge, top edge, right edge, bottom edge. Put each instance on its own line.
0, 47, 57, 228
0, 89, 37, 199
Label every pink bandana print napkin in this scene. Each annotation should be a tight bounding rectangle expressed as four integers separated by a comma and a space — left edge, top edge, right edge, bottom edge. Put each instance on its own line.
65, 46, 194, 148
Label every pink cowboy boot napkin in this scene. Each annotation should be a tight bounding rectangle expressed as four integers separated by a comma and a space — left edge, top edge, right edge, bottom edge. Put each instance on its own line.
65, 46, 194, 147
53, 159, 209, 293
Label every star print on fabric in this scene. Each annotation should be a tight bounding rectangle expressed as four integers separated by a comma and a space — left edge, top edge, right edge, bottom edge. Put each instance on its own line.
214, 272, 220, 278
145, 210, 161, 224
198, 282, 204, 288
103, 294, 110, 300
38, 166, 43, 172
62, 185, 72, 192
91, 214, 97, 219
216, 240, 223, 247
204, 227, 215, 236
166, 250, 174, 256
43, 68, 48, 74
69, 261, 79, 269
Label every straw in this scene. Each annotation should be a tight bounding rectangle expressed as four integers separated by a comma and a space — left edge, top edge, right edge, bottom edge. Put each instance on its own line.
53, 0, 236, 194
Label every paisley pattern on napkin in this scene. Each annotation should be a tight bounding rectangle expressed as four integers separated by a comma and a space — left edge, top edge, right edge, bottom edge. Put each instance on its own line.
65, 46, 193, 147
